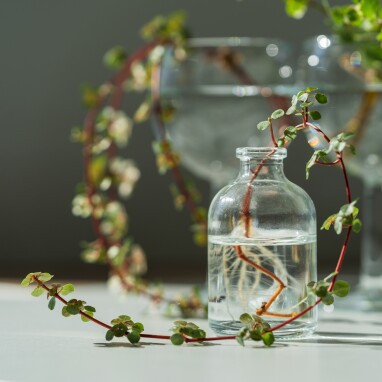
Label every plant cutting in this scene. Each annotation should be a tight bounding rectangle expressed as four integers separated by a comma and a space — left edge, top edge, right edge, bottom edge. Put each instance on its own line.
22, 86, 358, 347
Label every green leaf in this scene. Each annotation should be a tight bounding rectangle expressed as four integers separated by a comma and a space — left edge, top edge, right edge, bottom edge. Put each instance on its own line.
249, 329, 262, 341
285, 0, 308, 19
307, 281, 316, 288
38, 273, 54, 282
309, 111, 321, 121
127, 331, 141, 344
105, 330, 114, 341
322, 293, 334, 305
62, 306, 71, 317
271, 109, 285, 120
31, 286, 45, 297
257, 120, 270, 131
61, 284, 75, 296
171, 333, 185, 346
315, 285, 329, 298
81, 311, 94, 322
103, 46, 127, 70
321, 214, 338, 230
236, 335, 245, 347
261, 332, 275, 347
66, 305, 80, 315
132, 322, 144, 333
21, 274, 33, 287
239, 313, 253, 324
286, 105, 296, 115
112, 323, 127, 337
284, 126, 298, 141
352, 218, 362, 233
48, 297, 56, 310
84, 305, 96, 313
333, 280, 350, 297
315, 93, 328, 104
298, 92, 309, 102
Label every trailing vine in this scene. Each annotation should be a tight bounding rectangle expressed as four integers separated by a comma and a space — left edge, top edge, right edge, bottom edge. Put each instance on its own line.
70, 12, 294, 317
23, 88, 358, 347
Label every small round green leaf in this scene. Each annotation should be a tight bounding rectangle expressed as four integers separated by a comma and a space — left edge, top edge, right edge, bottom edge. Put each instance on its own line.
170, 333, 184, 346
60, 284, 75, 296
261, 332, 275, 347
48, 297, 56, 311
31, 286, 45, 297
84, 305, 96, 313
352, 219, 362, 233
249, 329, 262, 341
333, 280, 350, 297
239, 313, 253, 324
315, 93, 328, 104
66, 305, 80, 315
81, 311, 93, 322
105, 330, 114, 341
257, 121, 270, 131
315, 285, 328, 298
309, 111, 321, 121
127, 331, 141, 344
112, 323, 127, 337
271, 109, 285, 120
132, 322, 144, 333
322, 293, 334, 305
62, 306, 71, 317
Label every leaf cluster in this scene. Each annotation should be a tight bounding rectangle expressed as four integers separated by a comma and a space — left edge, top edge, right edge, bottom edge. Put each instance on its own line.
105, 315, 144, 344
307, 274, 350, 305
61, 299, 96, 323
321, 200, 362, 234
170, 320, 206, 345
236, 313, 274, 347
306, 132, 355, 179
257, 88, 327, 148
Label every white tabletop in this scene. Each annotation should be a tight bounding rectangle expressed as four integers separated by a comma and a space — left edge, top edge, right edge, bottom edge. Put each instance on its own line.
1, 281, 381, 382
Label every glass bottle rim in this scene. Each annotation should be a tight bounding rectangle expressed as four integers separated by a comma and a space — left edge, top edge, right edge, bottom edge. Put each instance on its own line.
236, 147, 287, 160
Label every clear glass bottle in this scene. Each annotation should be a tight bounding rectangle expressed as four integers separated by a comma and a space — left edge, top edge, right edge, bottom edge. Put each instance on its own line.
208, 147, 317, 338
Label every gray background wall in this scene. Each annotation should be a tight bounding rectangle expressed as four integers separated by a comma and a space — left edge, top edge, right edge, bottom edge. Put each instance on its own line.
1, 0, 360, 281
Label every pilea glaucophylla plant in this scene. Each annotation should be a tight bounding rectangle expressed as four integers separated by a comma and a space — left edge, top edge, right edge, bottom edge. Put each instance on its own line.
23, 88, 356, 347
70, 12, 207, 318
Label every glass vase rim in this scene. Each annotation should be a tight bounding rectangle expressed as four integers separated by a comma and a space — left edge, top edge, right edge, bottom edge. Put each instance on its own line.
302, 33, 381, 48
186, 37, 291, 48
236, 147, 287, 160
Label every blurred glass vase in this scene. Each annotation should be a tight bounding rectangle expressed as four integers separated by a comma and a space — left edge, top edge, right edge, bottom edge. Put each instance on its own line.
159, 37, 296, 193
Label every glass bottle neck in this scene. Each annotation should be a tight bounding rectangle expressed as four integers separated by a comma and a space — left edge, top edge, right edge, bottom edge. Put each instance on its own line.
238, 159, 286, 180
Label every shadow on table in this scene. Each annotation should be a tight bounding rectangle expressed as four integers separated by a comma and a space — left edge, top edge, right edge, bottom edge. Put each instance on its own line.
287, 331, 382, 346
94, 341, 220, 348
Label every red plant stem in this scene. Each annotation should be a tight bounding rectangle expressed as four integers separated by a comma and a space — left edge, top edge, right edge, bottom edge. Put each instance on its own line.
32, 276, 235, 343
267, 119, 354, 333
269, 119, 277, 147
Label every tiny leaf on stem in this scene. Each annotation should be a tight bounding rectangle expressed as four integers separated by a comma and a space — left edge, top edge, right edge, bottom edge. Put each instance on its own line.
271, 109, 285, 120
31, 286, 45, 297
332, 280, 350, 297
171, 333, 185, 346
257, 121, 270, 131
315, 93, 328, 104
48, 297, 56, 310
